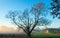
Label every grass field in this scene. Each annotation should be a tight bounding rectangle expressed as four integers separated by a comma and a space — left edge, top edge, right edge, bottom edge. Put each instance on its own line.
32, 32, 60, 38
0, 33, 60, 38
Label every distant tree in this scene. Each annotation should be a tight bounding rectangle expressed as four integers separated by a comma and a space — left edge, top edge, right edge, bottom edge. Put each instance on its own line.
6, 2, 49, 37
50, 0, 60, 19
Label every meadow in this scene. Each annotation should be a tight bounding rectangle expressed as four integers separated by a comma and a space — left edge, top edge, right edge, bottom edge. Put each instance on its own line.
0, 33, 60, 38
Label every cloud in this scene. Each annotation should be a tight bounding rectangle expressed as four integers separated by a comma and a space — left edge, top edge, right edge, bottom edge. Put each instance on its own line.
0, 25, 24, 34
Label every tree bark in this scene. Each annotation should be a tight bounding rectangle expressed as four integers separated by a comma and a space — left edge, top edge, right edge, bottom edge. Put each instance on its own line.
27, 32, 31, 38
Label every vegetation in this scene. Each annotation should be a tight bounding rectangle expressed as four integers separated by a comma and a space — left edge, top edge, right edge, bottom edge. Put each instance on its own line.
50, 0, 60, 19
3, 0, 60, 38
6, 2, 51, 37
0, 33, 60, 38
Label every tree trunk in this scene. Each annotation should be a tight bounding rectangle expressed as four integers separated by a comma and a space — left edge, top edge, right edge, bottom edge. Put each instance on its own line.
27, 32, 31, 38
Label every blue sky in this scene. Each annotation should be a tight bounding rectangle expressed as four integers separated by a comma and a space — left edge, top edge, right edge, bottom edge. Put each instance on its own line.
0, 0, 60, 28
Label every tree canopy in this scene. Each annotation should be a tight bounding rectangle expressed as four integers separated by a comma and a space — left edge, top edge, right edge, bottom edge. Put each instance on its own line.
6, 2, 51, 37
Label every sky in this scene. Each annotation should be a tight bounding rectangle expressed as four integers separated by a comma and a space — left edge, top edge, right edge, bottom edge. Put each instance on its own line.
0, 0, 60, 28
0, 25, 24, 34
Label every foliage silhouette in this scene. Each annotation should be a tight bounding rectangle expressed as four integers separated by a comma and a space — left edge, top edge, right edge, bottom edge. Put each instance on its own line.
50, 0, 60, 19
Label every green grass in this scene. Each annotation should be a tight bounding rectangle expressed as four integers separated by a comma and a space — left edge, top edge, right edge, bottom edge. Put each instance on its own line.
0, 33, 60, 38
31, 32, 60, 38
32, 32, 60, 36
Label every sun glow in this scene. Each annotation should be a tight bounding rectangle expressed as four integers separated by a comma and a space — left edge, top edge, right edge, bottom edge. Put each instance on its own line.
0, 26, 18, 34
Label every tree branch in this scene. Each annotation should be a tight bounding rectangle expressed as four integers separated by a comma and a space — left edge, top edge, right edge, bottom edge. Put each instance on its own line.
30, 20, 38, 33
19, 17, 27, 26
12, 18, 28, 33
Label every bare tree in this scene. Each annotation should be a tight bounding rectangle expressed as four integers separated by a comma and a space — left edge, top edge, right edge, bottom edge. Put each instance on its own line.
6, 3, 46, 37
